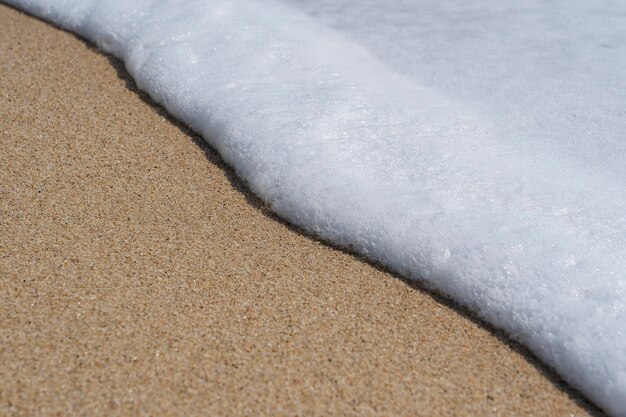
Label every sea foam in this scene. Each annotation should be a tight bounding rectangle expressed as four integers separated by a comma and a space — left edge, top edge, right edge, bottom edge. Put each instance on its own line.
4, 0, 626, 414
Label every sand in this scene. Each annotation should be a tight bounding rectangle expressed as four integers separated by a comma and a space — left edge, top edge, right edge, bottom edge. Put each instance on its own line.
0, 4, 600, 416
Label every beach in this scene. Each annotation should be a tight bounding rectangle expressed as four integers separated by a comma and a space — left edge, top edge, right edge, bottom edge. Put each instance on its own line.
0, 4, 598, 416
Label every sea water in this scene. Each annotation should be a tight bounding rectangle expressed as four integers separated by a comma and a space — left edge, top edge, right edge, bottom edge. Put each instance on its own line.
4, 0, 625, 414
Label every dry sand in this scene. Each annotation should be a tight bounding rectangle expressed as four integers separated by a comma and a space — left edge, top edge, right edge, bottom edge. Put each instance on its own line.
0, 5, 600, 416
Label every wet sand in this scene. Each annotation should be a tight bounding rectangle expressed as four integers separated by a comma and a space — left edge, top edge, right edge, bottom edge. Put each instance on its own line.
0, 4, 599, 416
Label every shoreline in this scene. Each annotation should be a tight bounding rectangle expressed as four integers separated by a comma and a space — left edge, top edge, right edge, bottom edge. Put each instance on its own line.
0, 4, 599, 416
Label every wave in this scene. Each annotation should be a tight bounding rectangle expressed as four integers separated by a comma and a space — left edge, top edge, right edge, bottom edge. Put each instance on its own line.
5, 0, 626, 414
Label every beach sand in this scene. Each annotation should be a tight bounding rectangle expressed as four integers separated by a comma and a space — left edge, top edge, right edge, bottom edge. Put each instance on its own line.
0, 5, 599, 416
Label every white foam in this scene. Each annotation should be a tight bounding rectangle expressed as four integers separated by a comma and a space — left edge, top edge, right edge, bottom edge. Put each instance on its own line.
5, 0, 626, 414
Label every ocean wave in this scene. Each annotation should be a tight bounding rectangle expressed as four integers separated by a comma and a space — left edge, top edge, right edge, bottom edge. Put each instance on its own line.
5, 0, 626, 414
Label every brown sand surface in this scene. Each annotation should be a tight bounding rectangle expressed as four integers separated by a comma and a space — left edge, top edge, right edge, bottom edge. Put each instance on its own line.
0, 5, 600, 416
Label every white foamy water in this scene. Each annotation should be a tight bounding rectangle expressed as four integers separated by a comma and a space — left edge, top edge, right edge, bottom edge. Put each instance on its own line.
5, 0, 625, 413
